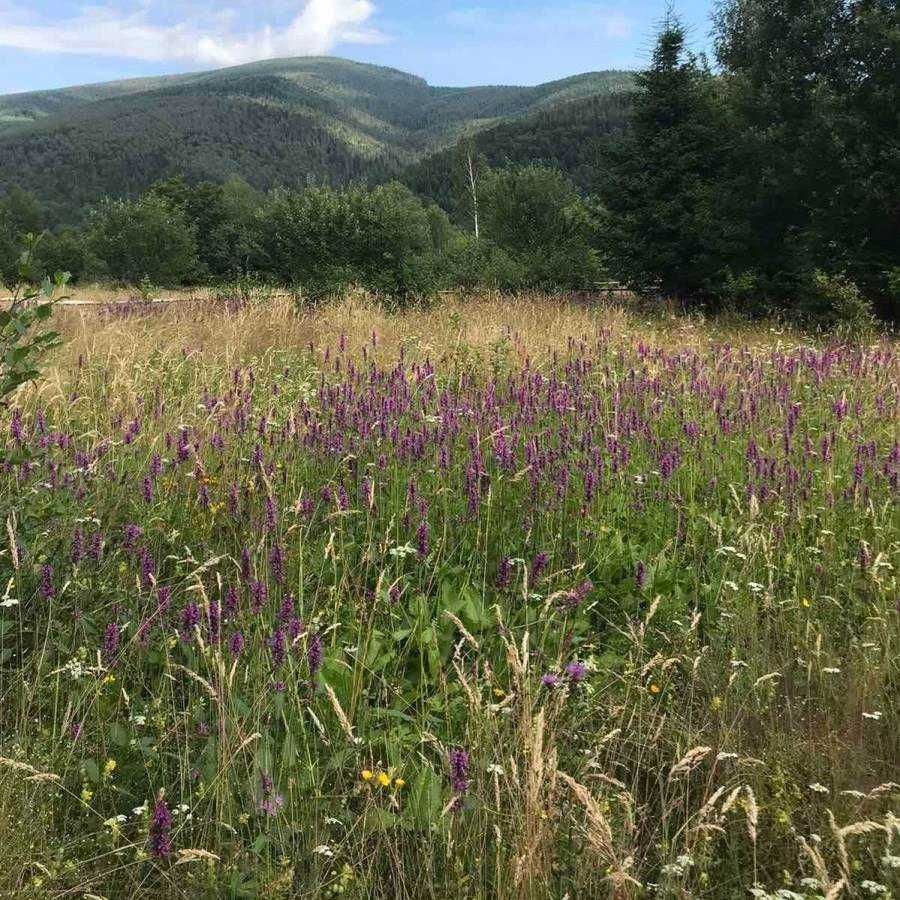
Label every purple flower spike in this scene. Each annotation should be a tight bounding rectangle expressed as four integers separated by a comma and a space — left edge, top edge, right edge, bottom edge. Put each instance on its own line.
148, 795, 173, 859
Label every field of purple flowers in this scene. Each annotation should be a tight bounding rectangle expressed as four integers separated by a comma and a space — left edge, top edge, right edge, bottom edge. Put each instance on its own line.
1, 296, 898, 898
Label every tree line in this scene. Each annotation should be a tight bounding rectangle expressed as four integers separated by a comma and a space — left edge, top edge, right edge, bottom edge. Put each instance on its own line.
0, 167, 603, 300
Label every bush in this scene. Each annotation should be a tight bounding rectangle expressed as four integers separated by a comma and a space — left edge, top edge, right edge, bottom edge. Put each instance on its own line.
480, 165, 604, 290
806, 271, 877, 338
86, 195, 200, 285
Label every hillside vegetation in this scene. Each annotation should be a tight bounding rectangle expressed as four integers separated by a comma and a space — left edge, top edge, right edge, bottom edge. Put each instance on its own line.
0, 58, 632, 223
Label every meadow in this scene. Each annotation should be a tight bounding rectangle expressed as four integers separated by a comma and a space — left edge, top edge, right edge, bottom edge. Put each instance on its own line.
0, 293, 897, 899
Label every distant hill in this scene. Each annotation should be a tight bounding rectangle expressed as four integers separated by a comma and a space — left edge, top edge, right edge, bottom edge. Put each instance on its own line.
0, 57, 634, 223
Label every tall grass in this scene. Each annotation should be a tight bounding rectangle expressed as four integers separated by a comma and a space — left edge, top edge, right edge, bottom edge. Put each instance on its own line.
0, 295, 897, 898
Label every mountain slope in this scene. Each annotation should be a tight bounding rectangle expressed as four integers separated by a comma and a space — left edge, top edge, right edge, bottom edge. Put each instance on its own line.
0, 57, 634, 222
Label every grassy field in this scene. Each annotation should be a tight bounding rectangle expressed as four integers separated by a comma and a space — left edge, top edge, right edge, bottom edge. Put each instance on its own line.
0, 294, 897, 899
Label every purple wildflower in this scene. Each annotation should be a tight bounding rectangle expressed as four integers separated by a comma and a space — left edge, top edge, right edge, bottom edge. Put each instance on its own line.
229, 630, 245, 656
180, 602, 200, 641
307, 632, 323, 680
448, 748, 470, 809
268, 543, 285, 585
565, 661, 587, 682
635, 561, 647, 590
39, 564, 55, 600
148, 795, 173, 859
530, 552, 549, 584
101, 622, 120, 663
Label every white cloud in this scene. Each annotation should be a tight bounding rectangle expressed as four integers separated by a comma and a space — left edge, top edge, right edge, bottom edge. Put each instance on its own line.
0, 0, 385, 67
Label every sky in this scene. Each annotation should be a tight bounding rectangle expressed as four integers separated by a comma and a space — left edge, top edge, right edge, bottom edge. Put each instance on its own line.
0, 0, 718, 95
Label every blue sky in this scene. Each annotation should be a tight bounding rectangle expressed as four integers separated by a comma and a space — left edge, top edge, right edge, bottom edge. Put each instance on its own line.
0, 0, 717, 95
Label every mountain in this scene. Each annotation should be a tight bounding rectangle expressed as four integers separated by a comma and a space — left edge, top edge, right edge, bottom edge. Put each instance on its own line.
0, 57, 634, 223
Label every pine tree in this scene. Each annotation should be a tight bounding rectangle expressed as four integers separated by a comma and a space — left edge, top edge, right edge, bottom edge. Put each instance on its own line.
596, 18, 741, 303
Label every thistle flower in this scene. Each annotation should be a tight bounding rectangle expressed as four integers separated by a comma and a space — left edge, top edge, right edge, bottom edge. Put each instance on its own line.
565, 661, 587, 682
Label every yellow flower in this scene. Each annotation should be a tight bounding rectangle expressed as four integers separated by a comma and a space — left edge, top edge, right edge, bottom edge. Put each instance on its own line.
492, 687, 505, 698
393, 778, 405, 790
649, 683, 661, 695
377, 772, 391, 788
80, 787, 93, 804
103, 673, 116, 685
361, 769, 374, 782
801, 598, 811, 608
104, 758, 117, 776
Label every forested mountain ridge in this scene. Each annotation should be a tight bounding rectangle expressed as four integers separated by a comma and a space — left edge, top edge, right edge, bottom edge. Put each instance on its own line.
0, 57, 633, 224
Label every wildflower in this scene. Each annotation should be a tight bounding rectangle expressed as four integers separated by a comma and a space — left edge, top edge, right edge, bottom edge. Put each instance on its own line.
541, 673, 561, 688
635, 561, 647, 589
268, 543, 285, 585
179, 602, 200, 641
229, 630, 245, 657
81, 787, 93, 804
104, 759, 117, 778
530, 552, 549, 583
250, 580, 267, 614
307, 632, 323, 680
377, 772, 391, 788
71, 528, 84, 566
565, 660, 587, 682
496, 557, 512, 589
148, 794, 172, 859
394, 778, 405, 789
649, 682, 661, 695
361, 769, 374, 782
416, 518, 429, 557
564, 579, 592, 610
808, 782, 830, 794
101, 622, 120, 663
448, 748, 470, 808
269, 628, 286, 668
39, 564, 55, 600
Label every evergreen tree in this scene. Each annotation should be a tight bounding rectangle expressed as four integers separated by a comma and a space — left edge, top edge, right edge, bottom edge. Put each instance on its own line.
596, 18, 741, 302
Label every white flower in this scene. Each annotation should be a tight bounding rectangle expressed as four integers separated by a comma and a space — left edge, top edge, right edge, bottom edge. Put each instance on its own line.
808, 783, 830, 794
313, 844, 334, 857
132, 803, 148, 816
881, 853, 900, 870
131, 714, 146, 726
486, 763, 506, 775
822, 667, 841, 674
862, 711, 882, 721
0, 597, 20, 608
799, 877, 821, 890
860, 881, 888, 896
716, 752, 738, 761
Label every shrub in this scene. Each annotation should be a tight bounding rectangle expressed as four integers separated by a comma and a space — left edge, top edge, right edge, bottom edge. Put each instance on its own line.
86, 195, 200, 285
